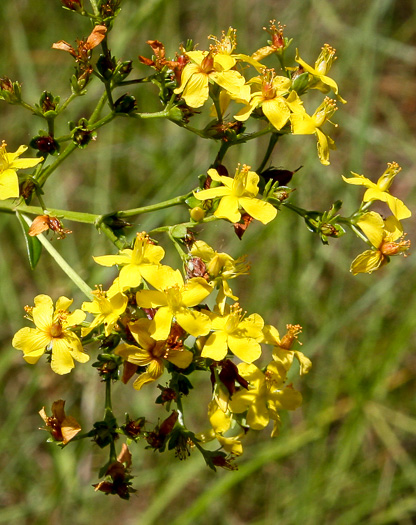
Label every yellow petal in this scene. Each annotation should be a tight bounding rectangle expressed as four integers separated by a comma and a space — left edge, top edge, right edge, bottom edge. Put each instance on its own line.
363, 189, 411, 220
356, 211, 385, 247
167, 348, 193, 368
175, 308, 211, 337
149, 306, 173, 340
201, 330, 228, 360
215, 195, 241, 222
0, 169, 19, 200
33, 295, 54, 330
228, 335, 262, 363
194, 186, 230, 200
239, 197, 277, 224
350, 250, 384, 275
135, 289, 167, 308
181, 71, 209, 108
50, 339, 75, 374
181, 277, 213, 307
262, 98, 291, 130
12, 327, 49, 362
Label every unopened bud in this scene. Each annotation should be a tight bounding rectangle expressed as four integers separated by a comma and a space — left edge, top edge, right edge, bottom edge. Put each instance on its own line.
190, 206, 206, 222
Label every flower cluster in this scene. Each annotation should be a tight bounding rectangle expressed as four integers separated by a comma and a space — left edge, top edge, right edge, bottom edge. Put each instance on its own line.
169, 23, 345, 165
13, 230, 311, 470
2, 8, 412, 498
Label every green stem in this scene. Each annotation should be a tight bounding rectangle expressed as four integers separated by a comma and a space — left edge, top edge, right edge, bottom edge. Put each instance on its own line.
105, 378, 113, 413
168, 229, 188, 262
20, 100, 38, 113
0, 200, 99, 223
130, 109, 171, 120
89, 91, 108, 125
89, 0, 100, 17
176, 394, 185, 427
58, 92, 78, 114
117, 77, 154, 86
213, 142, 230, 167
98, 221, 127, 250
20, 214, 94, 300
0, 190, 195, 224
89, 112, 116, 131
234, 126, 276, 145
256, 133, 279, 173
282, 201, 309, 218
350, 223, 370, 244
149, 215, 219, 234
116, 191, 193, 219
36, 142, 78, 186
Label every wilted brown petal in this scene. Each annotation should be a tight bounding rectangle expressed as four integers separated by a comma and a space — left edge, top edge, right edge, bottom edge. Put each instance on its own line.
52, 40, 76, 56
86, 25, 107, 49
61, 416, 82, 444
117, 443, 132, 468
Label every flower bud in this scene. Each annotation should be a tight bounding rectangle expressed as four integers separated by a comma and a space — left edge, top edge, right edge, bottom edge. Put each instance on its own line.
190, 206, 206, 222
61, 0, 83, 12
114, 94, 137, 114
0, 77, 22, 104
30, 134, 60, 155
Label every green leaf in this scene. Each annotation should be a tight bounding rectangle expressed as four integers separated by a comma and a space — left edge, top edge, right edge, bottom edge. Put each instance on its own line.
16, 212, 42, 269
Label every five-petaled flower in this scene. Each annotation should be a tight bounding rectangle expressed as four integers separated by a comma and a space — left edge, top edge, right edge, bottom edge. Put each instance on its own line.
0, 141, 43, 200
93, 232, 172, 291
342, 162, 411, 221
190, 240, 249, 312
201, 303, 264, 363
350, 211, 410, 275
234, 69, 293, 131
174, 49, 249, 108
115, 318, 193, 390
81, 287, 128, 337
229, 361, 303, 437
135, 269, 213, 340
196, 400, 244, 456
12, 295, 88, 374
194, 164, 277, 224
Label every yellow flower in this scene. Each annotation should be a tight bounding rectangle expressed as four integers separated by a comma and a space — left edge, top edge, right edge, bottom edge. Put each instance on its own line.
173, 50, 249, 108
196, 400, 243, 456
190, 240, 249, 312
295, 44, 346, 103
290, 95, 338, 165
115, 318, 193, 390
12, 295, 88, 375
0, 141, 43, 200
262, 323, 312, 376
135, 270, 213, 340
201, 303, 264, 363
194, 164, 277, 224
92, 232, 172, 290
234, 69, 292, 130
229, 361, 302, 437
342, 162, 411, 221
350, 211, 410, 275
81, 287, 128, 337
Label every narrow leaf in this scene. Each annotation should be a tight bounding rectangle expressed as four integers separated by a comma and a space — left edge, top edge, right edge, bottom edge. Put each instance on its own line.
16, 211, 42, 269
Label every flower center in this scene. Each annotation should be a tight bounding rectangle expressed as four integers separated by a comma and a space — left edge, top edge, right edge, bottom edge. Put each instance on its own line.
165, 285, 182, 310
50, 322, 63, 338
200, 53, 214, 74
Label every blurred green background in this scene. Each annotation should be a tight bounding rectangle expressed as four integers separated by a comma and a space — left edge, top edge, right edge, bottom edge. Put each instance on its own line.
1, 0, 416, 523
